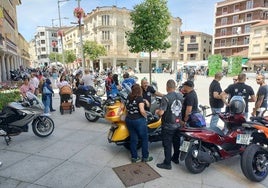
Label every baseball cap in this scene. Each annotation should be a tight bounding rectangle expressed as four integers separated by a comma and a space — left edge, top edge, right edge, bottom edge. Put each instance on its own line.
183, 80, 194, 88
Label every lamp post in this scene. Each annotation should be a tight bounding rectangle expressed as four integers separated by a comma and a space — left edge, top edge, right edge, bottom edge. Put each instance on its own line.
57, 0, 70, 65
74, 0, 85, 69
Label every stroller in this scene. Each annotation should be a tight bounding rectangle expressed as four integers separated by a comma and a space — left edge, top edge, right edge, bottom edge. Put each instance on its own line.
59, 85, 75, 114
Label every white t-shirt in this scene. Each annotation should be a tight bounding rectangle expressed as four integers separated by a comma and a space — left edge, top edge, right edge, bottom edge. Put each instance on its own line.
30, 76, 40, 89
82, 74, 95, 87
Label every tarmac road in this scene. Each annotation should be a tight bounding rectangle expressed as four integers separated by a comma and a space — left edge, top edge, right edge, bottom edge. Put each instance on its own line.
0, 73, 267, 188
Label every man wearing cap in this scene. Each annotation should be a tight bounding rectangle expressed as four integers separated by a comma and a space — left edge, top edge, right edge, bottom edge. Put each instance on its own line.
209, 72, 224, 128
180, 80, 199, 125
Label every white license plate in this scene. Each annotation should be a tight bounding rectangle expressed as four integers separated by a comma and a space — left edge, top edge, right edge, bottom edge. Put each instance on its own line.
180, 141, 191, 152
236, 134, 251, 145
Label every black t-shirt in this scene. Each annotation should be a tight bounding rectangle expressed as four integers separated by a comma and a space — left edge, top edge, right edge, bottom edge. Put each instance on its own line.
257, 85, 268, 108
181, 90, 198, 120
159, 91, 184, 126
224, 83, 255, 113
142, 86, 156, 111
209, 80, 224, 108
126, 96, 144, 119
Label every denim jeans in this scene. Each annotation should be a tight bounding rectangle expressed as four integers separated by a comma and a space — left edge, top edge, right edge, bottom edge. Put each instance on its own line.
125, 117, 148, 159
209, 108, 221, 128
42, 95, 51, 114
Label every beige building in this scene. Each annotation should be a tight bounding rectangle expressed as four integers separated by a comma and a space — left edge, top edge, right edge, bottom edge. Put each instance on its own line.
72, 6, 183, 73
0, 0, 29, 82
248, 20, 268, 66
179, 31, 212, 62
213, 0, 268, 57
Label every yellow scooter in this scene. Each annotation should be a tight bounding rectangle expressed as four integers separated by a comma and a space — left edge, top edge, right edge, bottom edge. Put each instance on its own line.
105, 98, 162, 149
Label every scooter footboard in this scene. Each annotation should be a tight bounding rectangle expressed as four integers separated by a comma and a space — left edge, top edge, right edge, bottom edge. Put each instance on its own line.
108, 123, 129, 142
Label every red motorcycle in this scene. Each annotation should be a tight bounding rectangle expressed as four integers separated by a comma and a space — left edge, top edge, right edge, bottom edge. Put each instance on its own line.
179, 96, 247, 174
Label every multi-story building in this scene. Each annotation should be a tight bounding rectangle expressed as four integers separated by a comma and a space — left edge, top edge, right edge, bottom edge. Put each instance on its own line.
34, 26, 59, 67
0, 0, 29, 82
248, 20, 268, 66
80, 6, 182, 73
179, 31, 212, 62
213, 0, 268, 57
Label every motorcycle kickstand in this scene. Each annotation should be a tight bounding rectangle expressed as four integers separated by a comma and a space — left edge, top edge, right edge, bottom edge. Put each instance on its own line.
4, 135, 11, 145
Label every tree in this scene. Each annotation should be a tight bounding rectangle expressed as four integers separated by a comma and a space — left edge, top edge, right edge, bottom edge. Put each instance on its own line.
208, 55, 222, 76
126, 0, 171, 83
49, 52, 62, 62
64, 50, 76, 64
83, 41, 106, 66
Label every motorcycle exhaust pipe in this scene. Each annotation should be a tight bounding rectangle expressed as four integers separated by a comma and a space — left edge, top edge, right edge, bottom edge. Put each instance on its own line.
192, 149, 215, 163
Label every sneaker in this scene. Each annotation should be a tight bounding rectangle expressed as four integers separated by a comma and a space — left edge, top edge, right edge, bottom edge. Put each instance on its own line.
50, 109, 56, 112
142, 156, 153, 162
156, 162, 172, 170
0, 130, 6, 136
171, 157, 179, 164
42, 113, 51, 116
131, 157, 141, 163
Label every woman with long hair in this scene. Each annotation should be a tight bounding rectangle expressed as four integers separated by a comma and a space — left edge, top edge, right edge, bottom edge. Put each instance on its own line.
125, 84, 153, 163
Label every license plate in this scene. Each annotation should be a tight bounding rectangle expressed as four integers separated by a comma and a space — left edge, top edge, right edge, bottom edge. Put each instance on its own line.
180, 141, 191, 152
236, 134, 251, 145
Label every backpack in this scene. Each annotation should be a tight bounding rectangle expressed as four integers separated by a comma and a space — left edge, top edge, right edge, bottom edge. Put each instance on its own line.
163, 93, 183, 125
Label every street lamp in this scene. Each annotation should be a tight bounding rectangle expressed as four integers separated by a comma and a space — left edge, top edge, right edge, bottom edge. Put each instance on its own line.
57, 0, 70, 65
51, 17, 68, 27
74, 0, 85, 69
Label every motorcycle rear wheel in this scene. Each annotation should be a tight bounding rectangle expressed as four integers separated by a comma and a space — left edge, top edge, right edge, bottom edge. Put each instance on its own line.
85, 112, 99, 122
32, 116, 54, 137
185, 146, 208, 174
241, 144, 268, 182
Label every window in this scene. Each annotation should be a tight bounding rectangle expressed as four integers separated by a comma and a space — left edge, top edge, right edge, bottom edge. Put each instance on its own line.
232, 27, 238, 34
102, 15, 110, 26
221, 17, 227, 25
254, 29, 262, 37
105, 45, 110, 51
189, 54, 196, 60
181, 36, 184, 43
190, 35, 196, 43
234, 4, 240, 12
244, 25, 251, 33
265, 43, 268, 51
220, 28, 227, 36
233, 15, 239, 24
246, 0, 253, 9
41, 47, 46, 51
41, 40, 45, 44
187, 43, 198, 51
244, 36, 250, 44
52, 32, 57, 37
102, 31, 110, 40
40, 32, 45, 36
180, 54, 183, 61
246, 13, 252, 21
253, 44, 260, 53
231, 38, 237, 45
222, 7, 227, 14
220, 39, 226, 47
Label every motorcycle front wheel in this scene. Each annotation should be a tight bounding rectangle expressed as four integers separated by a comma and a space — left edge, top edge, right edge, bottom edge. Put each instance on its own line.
32, 116, 54, 137
85, 112, 99, 122
241, 144, 268, 182
185, 145, 208, 174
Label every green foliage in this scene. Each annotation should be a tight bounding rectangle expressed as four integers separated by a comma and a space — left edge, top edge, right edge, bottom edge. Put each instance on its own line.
126, 0, 171, 83
49, 52, 62, 62
64, 50, 76, 64
0, 90, 21, 110
83, 41, 106, 61
208, 55, 222, 76
228, 56, 242, 76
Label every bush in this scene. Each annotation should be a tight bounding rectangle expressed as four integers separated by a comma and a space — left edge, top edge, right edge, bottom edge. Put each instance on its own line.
0, 90, 21, 111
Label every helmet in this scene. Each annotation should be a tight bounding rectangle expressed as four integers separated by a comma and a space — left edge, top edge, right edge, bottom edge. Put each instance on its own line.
229, 96, 246, 114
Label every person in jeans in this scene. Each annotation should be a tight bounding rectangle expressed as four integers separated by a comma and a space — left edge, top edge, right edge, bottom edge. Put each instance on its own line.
125, 84, 153, 163
209, 72, 224, 128
155, 79, 184, 170
42, 78, 54, 116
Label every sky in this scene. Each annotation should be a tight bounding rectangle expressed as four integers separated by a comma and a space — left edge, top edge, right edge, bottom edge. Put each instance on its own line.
17, 0, 220, 42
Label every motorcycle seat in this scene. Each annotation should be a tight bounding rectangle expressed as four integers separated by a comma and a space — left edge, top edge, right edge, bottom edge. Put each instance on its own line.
207, 126, 225, 137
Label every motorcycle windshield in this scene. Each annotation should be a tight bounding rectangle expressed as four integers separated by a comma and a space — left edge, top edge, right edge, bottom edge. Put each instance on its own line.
26, 92, 45, 110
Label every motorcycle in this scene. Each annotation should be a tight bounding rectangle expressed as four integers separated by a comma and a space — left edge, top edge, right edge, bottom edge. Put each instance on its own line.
77, 85, 116, 122
236, 115, 268, 182
0, 92, 55, 145
106, 91, 162, 149
179, 96, 247, 174
94, 75, 106, 97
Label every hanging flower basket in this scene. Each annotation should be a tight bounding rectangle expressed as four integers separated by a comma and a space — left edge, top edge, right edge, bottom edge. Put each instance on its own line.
57, 30, 64, 37
73, 7, 85, 20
